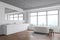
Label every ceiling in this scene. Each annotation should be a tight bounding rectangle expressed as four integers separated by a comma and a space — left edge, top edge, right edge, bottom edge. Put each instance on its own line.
0, 0, 60, 10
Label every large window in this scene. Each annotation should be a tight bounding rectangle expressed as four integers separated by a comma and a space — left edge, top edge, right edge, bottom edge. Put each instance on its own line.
19, 14, 23, 20
30, 10, 58, 26
7, 14, 23, 20
30, 13, 37, 25
9, 15, 14, 20
14, 15, 18, 20
47, 10, 58, 26
38, 12, 46, 25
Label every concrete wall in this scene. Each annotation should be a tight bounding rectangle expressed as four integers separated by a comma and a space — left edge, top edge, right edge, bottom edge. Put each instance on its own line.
23, 12, 29, 23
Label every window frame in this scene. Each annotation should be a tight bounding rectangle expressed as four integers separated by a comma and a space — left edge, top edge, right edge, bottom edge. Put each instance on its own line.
29, 12, 38, 25
18, 14, 23, 20
47, 9, 59, 26
6, 13, 23, 21
29, 9, 59, 26
9, 14, 14, 20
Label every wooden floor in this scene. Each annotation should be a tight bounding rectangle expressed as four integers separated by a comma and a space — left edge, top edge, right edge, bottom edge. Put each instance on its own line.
0, 31, 60, 40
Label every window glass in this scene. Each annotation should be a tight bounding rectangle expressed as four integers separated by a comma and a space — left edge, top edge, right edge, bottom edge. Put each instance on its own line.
10, 15, 14, 18
30, 16, 37, 25
7, 14, 23, 20
48, 10, 58, 15
10, 18, 13, 20
48, 15, 58, 26
19, 17, 23, 20
9, 15, 14, 20
38, 16, 46, 25
19, 14, 23, 17
30, 13, 37, 16
14, 18, 18, 20
19, 14, 23, 20
14, 15, 18, 17
38, 12, 46, 15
